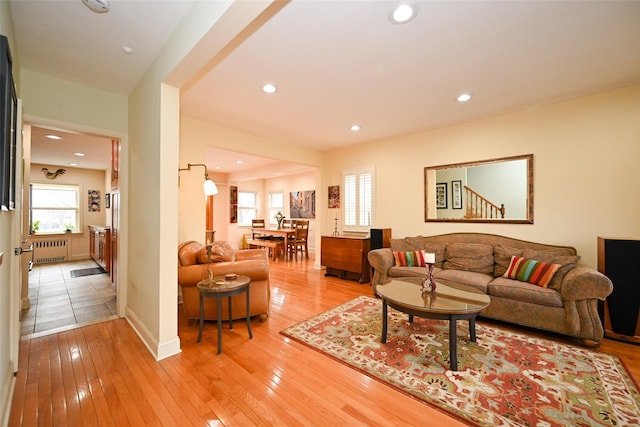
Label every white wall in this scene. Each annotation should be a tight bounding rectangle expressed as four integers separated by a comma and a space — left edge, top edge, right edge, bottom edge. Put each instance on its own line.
20, 70, 127, 134
0, 2, 18, 422
323, 85, 640, 268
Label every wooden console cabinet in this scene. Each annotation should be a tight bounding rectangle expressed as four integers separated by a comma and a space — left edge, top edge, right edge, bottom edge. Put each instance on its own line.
321, 235, 370, 284
89, 225, 111, 273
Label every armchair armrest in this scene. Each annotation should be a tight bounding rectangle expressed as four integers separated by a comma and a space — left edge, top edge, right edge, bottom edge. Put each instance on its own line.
560, 266, 613, 301
178, 264, 208, 288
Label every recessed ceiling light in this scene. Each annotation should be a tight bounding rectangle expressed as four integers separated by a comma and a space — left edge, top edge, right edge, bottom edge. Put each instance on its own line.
45, 134, 62, 140
215, 166, 221, 170
122, 46, 134, 55
69, 163, 78, 166
73, 152, 85, 157
351, 124, 361, 132
236, 160, 244, 165
262, 84, 277, 94
390, 2, 418, 24
457, 93, 472, 103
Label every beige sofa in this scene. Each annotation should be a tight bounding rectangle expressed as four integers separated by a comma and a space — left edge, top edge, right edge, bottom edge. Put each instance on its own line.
368, 233, 613, 347
178, 241, 270, 321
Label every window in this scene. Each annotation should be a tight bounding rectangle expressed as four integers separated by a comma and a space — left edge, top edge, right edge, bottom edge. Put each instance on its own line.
268, 192, 284, 226
237, 191, 258, 226
343, 166, 374, 231
31, 183, 80, 233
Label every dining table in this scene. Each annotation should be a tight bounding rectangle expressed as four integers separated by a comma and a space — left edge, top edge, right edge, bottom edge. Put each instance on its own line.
250, 227, 297, 260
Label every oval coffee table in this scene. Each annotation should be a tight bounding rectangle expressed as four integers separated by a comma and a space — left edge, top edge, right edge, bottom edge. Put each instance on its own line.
197, 274, 253, 355
376, 277, 490, 371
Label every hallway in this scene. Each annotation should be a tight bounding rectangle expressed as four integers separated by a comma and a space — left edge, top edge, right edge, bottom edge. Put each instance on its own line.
21, 260, 118, 340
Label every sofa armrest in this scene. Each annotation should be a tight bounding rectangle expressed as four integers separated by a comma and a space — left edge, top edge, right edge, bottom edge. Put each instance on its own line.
368, 248, 394, 287
560, 266, 613, 301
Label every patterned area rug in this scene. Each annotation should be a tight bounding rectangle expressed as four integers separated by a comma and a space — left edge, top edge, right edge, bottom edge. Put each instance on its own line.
281, 296, 640, 426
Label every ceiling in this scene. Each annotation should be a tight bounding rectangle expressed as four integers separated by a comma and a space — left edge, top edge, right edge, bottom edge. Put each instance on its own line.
12, 0, 640, 175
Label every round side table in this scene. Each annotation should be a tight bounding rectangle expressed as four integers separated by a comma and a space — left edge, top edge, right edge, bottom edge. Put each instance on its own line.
196, 275, 253, 355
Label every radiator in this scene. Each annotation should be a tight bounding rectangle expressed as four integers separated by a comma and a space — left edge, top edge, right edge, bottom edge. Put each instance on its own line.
33, 239, 69, 264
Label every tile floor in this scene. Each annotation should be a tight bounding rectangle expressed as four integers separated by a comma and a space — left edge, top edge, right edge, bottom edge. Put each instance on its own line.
21, 259, 118, 340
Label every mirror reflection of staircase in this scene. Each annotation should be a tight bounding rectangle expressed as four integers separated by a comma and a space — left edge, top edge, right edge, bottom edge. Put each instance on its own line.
464, 186, 505, 219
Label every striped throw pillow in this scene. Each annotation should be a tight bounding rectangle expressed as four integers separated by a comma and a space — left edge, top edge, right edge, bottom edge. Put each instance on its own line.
503, 256, 561, 288
393, 250, 427, 267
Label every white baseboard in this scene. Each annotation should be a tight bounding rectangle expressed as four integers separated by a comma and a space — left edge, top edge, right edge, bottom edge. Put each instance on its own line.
125, 307, 181, 361
0, 362, 16, 427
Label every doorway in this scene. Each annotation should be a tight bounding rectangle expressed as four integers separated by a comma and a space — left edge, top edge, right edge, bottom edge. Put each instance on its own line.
21, 124, 119, 338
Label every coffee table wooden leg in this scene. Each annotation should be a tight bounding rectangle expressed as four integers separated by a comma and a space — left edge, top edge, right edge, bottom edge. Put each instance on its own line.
381, 299, 388, 343
197, 293, 204, 343
449, 317, 458, 371
216, 295, 223, 355
469, 316, 477, 342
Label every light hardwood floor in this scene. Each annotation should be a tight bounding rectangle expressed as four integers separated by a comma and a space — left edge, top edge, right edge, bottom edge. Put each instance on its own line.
9, 256, 639, 426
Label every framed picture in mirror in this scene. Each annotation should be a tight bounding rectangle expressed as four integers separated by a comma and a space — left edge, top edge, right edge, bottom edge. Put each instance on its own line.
435, 183, 447, 209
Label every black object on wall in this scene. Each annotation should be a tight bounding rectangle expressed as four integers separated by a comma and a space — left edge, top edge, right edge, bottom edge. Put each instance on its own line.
597, 237, 640, 344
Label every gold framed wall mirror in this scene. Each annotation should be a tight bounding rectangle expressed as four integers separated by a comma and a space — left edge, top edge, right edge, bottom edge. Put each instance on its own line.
424, 154, 533, 224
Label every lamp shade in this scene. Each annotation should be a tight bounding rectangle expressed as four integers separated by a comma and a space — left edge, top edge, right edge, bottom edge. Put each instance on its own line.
203, 179, 219, 196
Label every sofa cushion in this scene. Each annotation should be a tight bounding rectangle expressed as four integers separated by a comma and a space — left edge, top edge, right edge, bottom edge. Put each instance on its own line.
523, 249, 580, 291
197, 241, 235, 264
424, 242, 447, 269
393, 250, 428, 267
434, 269, 493, 294
390, 235, 425, 252
389, 265, 436, 278
443, 243, 494, 274
488, 277, 564, 308
503, 256, 561, 288
493, 245, 525, 277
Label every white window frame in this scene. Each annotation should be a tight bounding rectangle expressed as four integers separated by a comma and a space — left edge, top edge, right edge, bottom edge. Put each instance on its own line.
31, 182, 81, 234
343, 166, 375, 232
237, 190, 258, 226
268, 191, 284, 226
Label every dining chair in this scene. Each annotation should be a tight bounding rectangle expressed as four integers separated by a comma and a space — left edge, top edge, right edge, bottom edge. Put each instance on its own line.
288, 220, 309, 261
251, 219, 267, 239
